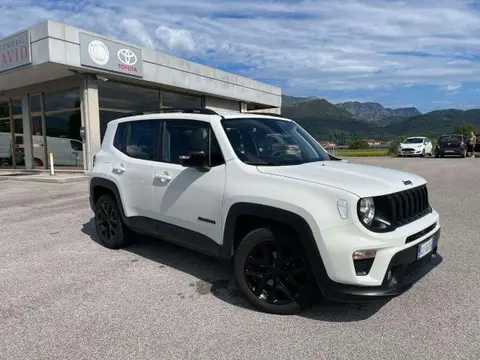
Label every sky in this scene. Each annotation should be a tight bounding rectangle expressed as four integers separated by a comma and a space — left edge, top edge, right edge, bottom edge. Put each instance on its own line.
1, 0, 480, 113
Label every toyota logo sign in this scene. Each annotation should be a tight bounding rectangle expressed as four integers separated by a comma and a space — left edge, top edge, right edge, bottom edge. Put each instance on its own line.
118, 48, 137, 65
80, 33, 143, 77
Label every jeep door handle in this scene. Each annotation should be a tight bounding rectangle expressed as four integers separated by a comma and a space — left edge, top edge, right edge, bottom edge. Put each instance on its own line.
113, 165, 125, 174
155, 173, 172, 182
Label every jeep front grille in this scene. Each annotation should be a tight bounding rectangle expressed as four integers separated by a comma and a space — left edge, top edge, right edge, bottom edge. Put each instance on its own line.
386, 185, 431, 228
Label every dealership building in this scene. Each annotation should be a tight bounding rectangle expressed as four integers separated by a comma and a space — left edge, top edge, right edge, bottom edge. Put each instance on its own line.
0, 20, 281, 172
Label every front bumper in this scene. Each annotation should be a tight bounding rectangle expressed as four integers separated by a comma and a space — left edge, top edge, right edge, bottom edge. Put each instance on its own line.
312, 211, 441, 302
321, 228, 441, 302
397, 148, 423, 156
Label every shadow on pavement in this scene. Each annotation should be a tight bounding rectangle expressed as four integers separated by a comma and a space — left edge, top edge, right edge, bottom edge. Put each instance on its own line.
80, 218, 441, 322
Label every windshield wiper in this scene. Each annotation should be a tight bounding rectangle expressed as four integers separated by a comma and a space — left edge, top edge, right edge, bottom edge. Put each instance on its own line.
244, 161, 278, 166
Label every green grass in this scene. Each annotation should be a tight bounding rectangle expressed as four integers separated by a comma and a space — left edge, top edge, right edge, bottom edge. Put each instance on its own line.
331, 148, 390, 157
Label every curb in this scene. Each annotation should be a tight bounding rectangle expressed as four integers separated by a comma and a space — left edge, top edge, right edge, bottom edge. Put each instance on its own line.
1, 176, 88, 183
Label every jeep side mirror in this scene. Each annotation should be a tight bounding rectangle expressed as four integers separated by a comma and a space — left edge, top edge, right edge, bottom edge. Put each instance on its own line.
179, 151, 210, 171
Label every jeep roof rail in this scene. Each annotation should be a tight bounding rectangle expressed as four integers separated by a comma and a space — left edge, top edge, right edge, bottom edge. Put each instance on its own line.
247, 112, 285, 118
127, 108, 221, 116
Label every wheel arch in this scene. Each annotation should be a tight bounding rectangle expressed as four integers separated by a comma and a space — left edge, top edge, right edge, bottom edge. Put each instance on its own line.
221, 202, 331, 293
89, 177, 130, 226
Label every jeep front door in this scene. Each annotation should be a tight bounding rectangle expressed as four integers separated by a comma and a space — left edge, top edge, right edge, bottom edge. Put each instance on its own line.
152, 119, 226, 252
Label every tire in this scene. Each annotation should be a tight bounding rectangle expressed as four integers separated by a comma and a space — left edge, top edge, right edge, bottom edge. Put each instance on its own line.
435, 154, 439, 158
94, 194, 132, 249
34, 158, 43, 167
461, 151, 466, 158
233, 227, 316, 315
421, 149, 425, 157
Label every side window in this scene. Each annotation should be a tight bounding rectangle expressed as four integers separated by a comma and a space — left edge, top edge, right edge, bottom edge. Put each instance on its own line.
163, 120, 224, 167
70, 140, 83, 151
113, 123, 126, 151
124, 120, 160, 161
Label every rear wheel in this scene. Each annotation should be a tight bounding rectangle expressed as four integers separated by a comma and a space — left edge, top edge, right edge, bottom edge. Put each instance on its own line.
33, 158, 43, 167
233, 227, 316, 314
94, 195, 132, 249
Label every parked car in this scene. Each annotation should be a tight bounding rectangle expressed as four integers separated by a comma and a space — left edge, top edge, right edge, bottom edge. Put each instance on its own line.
89, 108, 441, 315
435, 134, 467, 158
397, 137, 433, 157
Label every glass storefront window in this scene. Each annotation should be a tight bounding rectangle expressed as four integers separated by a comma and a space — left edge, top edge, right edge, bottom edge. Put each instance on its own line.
12, 99, 22, 116
0, 102, 9, 118
162, 90, 202, 108
13, 118, 24, 168
45, 110, 83, 168
99, 110, 128, 142
30, 94, 42, 113
98, 82, 159, 111
44, 89, 81, 112
0, 118, 11, 167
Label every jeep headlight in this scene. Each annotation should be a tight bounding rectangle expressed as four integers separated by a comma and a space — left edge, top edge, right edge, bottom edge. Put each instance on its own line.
358, 197, 375, 225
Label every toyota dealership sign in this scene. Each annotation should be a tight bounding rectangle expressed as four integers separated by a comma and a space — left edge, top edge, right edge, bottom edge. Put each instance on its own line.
0, 30, 32, 73
80, 33, 143, 77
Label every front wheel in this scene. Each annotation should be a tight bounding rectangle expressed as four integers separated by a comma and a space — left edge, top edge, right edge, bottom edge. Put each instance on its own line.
94, 195, 132, 249
233, 227, 316, 314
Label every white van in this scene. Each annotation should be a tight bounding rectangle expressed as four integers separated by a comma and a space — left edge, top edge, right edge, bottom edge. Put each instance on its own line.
0, 132, 83, 167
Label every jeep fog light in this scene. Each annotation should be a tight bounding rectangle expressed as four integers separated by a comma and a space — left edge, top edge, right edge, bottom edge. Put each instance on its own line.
352, 250, 377, 260
337, 199, 348, 219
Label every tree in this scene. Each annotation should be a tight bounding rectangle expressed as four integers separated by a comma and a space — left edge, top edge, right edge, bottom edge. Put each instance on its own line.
349, 140, 369, 149
388, 136, 405, 155
455, 123, 478, 139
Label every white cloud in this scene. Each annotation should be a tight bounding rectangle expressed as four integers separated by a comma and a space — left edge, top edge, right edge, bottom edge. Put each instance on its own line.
120, 18, 155, 49
1, 0, 480, 96
446, 84, 462, 91
155, 26, 196, 53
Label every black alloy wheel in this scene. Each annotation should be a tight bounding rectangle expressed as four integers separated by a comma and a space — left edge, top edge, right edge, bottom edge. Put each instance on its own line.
95, 195, 130, 249
233, 228, 315, 314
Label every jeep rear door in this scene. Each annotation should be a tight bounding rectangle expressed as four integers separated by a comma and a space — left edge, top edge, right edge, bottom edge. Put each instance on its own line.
109, 120, 161, 220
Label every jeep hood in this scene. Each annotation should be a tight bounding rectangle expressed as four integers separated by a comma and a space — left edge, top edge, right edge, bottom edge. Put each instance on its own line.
256, 161, 426, 198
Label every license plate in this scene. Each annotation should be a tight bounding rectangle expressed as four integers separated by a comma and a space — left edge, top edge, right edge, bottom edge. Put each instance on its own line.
445, 150, 453, 153
417, 238, 434, 259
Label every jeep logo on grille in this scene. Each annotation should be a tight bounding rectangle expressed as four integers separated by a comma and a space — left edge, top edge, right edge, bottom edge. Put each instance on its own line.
403, 180, 412, 185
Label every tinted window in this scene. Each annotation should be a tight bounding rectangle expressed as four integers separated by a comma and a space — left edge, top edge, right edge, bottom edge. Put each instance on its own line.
162, 120, 224, 167
439, 135, 462, 144
221, 118, 330, 166
124, 121, 160, 160
113, 123, 126, 151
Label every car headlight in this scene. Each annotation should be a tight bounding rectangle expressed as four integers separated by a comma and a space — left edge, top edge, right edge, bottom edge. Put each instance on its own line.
358, 197, 375, 225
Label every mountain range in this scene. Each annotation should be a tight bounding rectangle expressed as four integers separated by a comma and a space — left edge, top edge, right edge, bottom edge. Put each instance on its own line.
281, 95, 480, 143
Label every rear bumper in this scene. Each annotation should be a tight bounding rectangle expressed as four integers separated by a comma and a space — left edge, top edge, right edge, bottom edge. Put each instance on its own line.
436, 148, 465, 155
320, 228, 441, 302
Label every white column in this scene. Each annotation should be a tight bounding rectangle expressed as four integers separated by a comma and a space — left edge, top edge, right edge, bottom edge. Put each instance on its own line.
21, 95, 34, 169
81, 74, 101, 172
204, 96, 240, 115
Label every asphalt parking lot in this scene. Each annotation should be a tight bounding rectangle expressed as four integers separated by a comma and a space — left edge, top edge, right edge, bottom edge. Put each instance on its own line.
0, 157, 479, 360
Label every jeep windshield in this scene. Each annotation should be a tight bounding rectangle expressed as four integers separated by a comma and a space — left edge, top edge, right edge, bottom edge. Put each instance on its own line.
221, 117, 330, 166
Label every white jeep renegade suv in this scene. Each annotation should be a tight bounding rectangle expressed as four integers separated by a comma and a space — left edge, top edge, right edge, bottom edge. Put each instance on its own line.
89, 108, 441, 314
